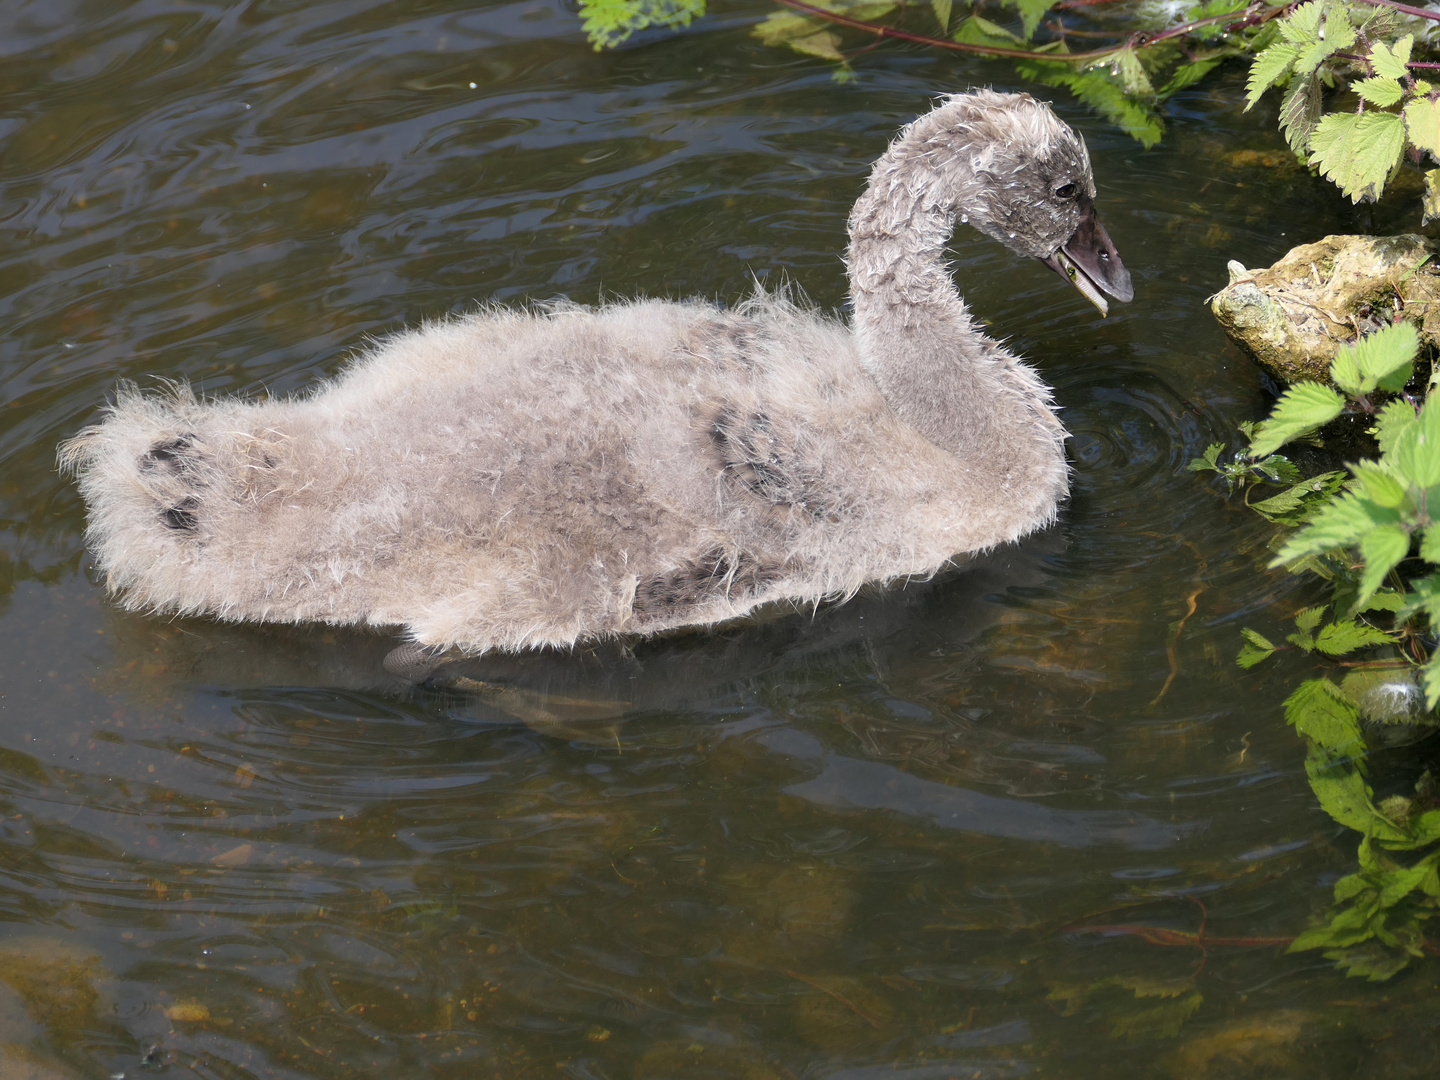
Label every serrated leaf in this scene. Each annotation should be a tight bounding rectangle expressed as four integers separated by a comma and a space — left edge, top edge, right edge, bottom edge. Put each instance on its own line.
1310, 110, 1407, 203
1187, 441, 1225, 472
1296, 605, 1327, 634
1421, 525, 1440, 563
930, 0, 952, 30
1306, 751, 1410, 840
1315, 618, 1397, 656
1369, 32, 1414, 81
1237, 627, 1277, 668
1350, 461, 1407, 509
1388, 396, 1440, 487
579, 0, 706, 48
1249, 382, 1346, 457
999, 0, 1056, 39
1375, 398, 1418, 455
1273, 492, 1403, 566
952, 14, 1025, 46
1015, 58, 1165, 147
1277, 0, 1324, 47
1249, 471, 1347, 525
1353, 76, 1404, 108
1405, 98, 1440, 162
1279, 71, 1323, 153
1353, 321, 1420, 387
1358, 589, 1405, 612
1424, 651, 1440, 710
1327, 943, 1411, 980
1285, 678, 1365, 756
1160, 58, 1223, 99
1294, 5, 1355, 76
1108, 991, 1202, 1040
1358, 525, 1413, 606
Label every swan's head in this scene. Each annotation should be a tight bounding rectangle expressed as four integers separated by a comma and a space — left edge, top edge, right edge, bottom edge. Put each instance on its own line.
926, 90, 1135, 315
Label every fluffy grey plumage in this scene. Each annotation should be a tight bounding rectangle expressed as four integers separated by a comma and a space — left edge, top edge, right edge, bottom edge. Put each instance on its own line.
60, 90, 1133, 657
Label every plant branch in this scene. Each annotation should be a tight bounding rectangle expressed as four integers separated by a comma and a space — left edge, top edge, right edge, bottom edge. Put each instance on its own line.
769, 0, 1277, 62
1355, 0, 1440, 24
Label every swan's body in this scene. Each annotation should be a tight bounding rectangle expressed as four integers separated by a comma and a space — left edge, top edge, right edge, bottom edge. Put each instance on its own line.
61, 91, 1132, 657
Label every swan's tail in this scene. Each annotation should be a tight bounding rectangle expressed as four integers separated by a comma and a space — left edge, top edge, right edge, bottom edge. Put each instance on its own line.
58, 381, 234, 612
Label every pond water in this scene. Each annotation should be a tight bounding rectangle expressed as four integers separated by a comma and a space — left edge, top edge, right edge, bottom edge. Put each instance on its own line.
2, 0, 1438, 1076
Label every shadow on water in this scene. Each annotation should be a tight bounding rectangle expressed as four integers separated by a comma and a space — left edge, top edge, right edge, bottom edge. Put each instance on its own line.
3, 0, 1440, 1077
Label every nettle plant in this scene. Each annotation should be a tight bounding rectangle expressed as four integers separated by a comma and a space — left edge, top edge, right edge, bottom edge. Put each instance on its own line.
1245, 1, 1440, 204
579, 0, 1440, 209
1192, 321, 1440, 979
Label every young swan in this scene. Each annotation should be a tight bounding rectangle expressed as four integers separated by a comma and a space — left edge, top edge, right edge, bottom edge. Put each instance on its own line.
61, 90, 1133, 666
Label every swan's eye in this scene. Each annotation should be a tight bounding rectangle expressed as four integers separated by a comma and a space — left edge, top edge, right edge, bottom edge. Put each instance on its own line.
1054, 182, 1077, 199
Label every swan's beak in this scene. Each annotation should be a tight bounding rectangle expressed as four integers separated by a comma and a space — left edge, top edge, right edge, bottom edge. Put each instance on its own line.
1041, 201, 1134, 318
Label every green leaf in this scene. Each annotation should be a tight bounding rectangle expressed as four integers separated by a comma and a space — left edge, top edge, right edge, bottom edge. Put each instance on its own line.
1309, 110, 1406, 203
1279, 71, 1323, 153
1358, 525, 1413, 606
1306, 752, 1409, 839
1237, 627, 1277, 669
930, 0, 952, 30
1296, 605, 1326, 635
1249, 382, 1346, 457
999, 0, 1056, 39
1369, 32, 1414, 81
1314, 618, 1396, 656
1289, 922, 1345, 953
1405, 98, 1440, 162
1277, 0, 1324, 47
1349, 461, 1407, 510
1273, 492, 1402, 566
1425, 650, 1440, 711
1352, 76, 1404, 108
952, 14, 1025, 46
1375, 399, 1418, 455
1388, 396, 1440, 487
1379, 860, 1432, 907
1326, 943, 1410, 980
1188, 442, 1226, 472
1409, 809, 1440, 845
1358, 589, 1405, 613
1294, 7, 1355, 77
1421, 525, 1440, 563
1160, 58, 1223, 99
1108, 990, 1202, 1040
579, 0, 706, 48
1015, 58, 1164, 147
753, 0, 896, 57
1285, 678, 1365, 757
1249, 471, 1347, 526
1352, 321, 1420, 390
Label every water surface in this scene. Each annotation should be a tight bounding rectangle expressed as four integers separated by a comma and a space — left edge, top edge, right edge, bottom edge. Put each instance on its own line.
2, 1, 1438, 1076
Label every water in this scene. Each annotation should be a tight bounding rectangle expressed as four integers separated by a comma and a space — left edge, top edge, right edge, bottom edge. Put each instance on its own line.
1, 0, 1437, 1076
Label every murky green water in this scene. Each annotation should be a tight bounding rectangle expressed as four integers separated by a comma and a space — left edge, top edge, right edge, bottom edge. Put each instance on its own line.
3, 0, 1439, 1076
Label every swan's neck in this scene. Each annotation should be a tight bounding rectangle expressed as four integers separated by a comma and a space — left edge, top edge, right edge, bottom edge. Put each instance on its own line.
846, 151, 1060, 467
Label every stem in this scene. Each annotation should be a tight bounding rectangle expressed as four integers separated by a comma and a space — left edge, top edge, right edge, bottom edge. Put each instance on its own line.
1355, 0, 1440, 24
769, 0, 1276, 62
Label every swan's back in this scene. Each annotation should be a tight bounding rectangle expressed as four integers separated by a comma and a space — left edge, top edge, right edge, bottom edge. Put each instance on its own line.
61, 293, 1064, 652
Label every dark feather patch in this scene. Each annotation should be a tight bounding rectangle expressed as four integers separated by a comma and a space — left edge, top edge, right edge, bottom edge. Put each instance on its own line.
709, 406, 843, 520
634, 547, 782, 618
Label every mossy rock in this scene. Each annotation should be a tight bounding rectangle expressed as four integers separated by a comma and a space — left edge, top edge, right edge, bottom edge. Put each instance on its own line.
1210, 234, 1440, 385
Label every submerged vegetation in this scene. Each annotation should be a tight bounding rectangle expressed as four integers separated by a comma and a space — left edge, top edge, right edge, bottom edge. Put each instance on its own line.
1191, 322, 1440, 979
580, 0, 1440, 209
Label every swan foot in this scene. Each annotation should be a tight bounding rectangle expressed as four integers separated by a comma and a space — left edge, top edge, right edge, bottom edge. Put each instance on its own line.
382, 642, 443, 681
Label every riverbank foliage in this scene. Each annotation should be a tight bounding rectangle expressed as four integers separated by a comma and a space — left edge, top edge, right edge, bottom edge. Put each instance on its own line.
1191, 322, 1440, 979
580, 0, 1440, 208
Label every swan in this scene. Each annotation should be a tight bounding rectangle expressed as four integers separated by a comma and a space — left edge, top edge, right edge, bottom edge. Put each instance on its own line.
60, 90, 1133, 670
